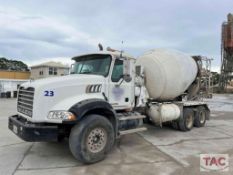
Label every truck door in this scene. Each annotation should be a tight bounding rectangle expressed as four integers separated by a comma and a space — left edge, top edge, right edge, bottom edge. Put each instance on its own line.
108, 58, 134, 110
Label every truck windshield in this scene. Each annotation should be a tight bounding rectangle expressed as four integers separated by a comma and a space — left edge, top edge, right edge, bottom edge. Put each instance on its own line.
71, 55, 112, 77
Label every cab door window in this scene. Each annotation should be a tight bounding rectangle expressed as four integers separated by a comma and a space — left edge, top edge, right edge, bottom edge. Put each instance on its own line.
111, 59, 123, 82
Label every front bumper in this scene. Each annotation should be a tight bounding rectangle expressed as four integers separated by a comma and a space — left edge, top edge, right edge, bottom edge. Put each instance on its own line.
8, 115, 59, 142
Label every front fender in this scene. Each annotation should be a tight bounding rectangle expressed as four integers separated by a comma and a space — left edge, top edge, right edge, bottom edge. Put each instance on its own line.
50, 94, 104, 112
69, 98, 116, 120
68, 98, 117, 136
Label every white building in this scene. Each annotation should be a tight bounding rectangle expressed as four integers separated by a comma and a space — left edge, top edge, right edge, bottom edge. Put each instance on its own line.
30, 61, 70, 79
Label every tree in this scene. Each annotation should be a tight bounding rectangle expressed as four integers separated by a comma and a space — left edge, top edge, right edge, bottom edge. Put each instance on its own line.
0, 58, 29, 71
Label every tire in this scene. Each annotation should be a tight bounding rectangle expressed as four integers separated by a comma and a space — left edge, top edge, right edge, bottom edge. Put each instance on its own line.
69, 114, 115, 164
57, 135, 65, 142
194, 106, 206, 127
171, 120, 179, 130
178, 108, 194, 131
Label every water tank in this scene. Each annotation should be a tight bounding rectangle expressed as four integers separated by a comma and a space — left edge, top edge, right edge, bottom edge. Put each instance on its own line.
136, 49, 198, 101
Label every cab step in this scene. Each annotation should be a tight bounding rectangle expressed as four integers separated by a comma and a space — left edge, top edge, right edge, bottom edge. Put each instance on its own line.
118, 115, 146, 121
119, 127, 147, 135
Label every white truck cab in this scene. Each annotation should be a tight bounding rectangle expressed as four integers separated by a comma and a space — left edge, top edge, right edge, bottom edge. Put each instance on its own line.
14, 52, 136, 123
9, 50, 147, 163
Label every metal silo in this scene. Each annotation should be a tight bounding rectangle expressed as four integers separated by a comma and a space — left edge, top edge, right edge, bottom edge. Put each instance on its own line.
219, 13, 233, 91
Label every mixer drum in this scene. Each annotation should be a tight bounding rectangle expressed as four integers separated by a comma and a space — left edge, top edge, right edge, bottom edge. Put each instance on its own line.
136, 49, 198, 101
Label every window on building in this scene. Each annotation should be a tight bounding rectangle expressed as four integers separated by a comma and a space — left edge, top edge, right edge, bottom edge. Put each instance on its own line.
49, 67, 58, 75
54, 68, 57, 75
39, 71, 43, 75
49, 67, 53, 75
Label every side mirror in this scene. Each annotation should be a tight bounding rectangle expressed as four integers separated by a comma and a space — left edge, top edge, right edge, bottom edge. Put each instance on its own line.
123, 59, 132, 82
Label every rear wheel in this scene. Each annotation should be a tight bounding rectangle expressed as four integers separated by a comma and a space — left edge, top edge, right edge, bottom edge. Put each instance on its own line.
178, 108, 194, 131
194, 106, 207, 127
69, 115, 115, 164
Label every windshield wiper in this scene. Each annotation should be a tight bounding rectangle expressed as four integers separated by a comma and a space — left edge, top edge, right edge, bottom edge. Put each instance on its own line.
80, 71, 92, 74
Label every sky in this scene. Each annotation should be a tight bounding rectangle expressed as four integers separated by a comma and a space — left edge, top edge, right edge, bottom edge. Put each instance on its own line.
0, 0, 232, 72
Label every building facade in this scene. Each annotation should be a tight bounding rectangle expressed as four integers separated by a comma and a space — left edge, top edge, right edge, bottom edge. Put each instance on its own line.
30, 61, 69, 79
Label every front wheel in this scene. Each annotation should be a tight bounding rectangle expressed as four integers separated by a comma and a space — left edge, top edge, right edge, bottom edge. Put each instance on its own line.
69, 114, 115, 164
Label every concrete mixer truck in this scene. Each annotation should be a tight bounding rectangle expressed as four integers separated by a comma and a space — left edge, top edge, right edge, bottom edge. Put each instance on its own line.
8, 48, 210, 164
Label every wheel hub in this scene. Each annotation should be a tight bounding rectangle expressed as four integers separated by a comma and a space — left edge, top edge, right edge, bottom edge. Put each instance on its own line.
186, 115, 193, 129
86, 128, 107, 153
199, 111, 205, 124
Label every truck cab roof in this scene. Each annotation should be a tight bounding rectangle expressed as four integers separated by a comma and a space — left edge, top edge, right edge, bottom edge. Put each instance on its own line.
72, 51, 135, 61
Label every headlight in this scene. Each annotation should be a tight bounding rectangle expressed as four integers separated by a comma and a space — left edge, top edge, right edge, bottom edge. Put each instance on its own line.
47, 111, 76, 121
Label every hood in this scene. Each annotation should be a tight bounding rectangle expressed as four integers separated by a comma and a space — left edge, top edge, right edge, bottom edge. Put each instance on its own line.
18, 74, 107, 123
22, 74, 105, 89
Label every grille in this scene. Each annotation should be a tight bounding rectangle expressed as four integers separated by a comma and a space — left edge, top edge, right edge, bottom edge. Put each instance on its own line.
17, 87, 35, 117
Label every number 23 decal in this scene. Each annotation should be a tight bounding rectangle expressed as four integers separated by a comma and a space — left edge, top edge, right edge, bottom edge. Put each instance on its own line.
44, 91, 54, 96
